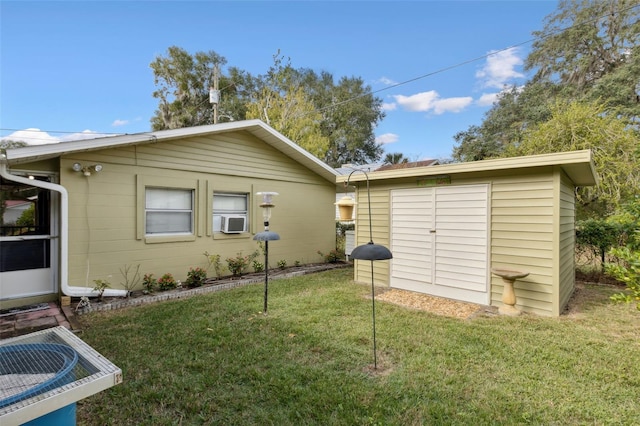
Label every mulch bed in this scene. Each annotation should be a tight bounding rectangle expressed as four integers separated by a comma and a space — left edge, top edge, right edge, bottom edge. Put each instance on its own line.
376, 289, 487, 319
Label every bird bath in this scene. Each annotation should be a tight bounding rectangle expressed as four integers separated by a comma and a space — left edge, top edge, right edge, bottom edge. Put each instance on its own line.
491, 268, 530, 316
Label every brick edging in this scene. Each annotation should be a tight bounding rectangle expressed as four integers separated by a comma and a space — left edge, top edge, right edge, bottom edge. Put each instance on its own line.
75, 263, 350, 315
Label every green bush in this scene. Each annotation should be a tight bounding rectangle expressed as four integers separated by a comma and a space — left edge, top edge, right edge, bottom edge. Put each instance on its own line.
226, 251, 259, 277
277, 260, 287, 269
318, 249, 343, 263
576, 219, 623, 272
252, 260, 264, 273
203, 251, 225, 279
606, 246, 640, 310
142, 273, 156, 293
186, 267, 207, 288
157, 273, 177, 291
92, 278, 111, 301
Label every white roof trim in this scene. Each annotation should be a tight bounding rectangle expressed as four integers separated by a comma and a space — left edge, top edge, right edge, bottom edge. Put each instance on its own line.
337, 150, 597, 186
5, 120, 339, 182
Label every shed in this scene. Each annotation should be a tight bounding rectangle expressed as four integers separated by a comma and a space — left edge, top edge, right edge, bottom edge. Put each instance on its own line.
338, 150, 597, 317
1, 120, 338, 309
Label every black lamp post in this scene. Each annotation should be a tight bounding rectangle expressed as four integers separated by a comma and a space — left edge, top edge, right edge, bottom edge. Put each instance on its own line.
343, 170, 392, 370
253, 192, 279, 315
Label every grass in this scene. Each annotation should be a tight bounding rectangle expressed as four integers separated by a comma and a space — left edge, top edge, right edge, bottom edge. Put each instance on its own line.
77, 268, 640, 425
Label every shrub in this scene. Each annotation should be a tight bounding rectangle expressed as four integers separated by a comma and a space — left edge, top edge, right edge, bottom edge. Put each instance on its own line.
119, 264, 141, 296
142, 273, 157, 293
317, 249, 343, 263
277, 259, 287, 269
186, 267, 207, 288
576, 219, 624, 272
294, 260, 301, 267
252, 260, 264, 273
226, 251, 259, 277
606, 246, 640, 311
92, 278, 111, 301
157, 273, 177, 291
204, 251, 225, 279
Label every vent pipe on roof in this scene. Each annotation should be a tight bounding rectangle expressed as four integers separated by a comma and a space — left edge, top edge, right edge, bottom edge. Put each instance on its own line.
0, 155, 127, 298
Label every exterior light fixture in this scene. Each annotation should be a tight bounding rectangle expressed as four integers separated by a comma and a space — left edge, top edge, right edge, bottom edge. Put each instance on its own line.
72, 163, 103, 177
344, 169, 392, 370
253, 192, 280, 314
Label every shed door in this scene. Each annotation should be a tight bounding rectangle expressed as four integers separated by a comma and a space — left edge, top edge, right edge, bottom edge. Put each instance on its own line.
390, 184, 489, 304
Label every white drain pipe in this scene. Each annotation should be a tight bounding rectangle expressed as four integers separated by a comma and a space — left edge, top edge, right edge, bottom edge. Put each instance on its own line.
0, 155, 127, 297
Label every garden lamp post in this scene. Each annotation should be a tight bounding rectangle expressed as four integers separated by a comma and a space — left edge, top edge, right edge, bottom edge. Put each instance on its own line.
253, 192, 279, 315
343, 170, 392, 370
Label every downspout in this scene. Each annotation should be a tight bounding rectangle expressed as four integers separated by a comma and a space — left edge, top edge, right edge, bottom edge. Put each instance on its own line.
0, 154, 127, 297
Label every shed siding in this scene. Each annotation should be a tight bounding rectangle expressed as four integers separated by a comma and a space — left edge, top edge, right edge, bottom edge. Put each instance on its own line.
557, 171, 576, 314
490, 174, 555, 316
357, 169, 564, 316
61, 132, 335, 289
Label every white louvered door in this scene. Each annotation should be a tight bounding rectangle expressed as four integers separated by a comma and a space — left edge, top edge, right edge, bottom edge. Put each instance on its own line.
390, 184, 489, 304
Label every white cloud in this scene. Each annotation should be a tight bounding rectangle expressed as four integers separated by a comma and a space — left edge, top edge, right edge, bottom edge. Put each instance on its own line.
393, 91, 472, 115
112, 119, 129, 127
382, 102, 397, 111
0, 128, 60, 145
376, 133, 399, 144
60, 130, 112, 142
476, 92, 499, 106
377, 76, 398, 85
476, 47, 524, 89
1, 128, 115, 146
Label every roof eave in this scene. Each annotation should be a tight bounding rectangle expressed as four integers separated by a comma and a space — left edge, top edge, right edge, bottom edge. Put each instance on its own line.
5, 120, 339, 183
336, 150, 597, 186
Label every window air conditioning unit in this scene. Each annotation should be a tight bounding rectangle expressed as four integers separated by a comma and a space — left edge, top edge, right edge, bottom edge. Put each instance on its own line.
221, 215, 246, 233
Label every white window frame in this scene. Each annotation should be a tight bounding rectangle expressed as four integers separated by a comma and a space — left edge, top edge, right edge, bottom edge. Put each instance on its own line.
145, 187, 194, 236
213, 192, 249, 233
136, 175, 198, 244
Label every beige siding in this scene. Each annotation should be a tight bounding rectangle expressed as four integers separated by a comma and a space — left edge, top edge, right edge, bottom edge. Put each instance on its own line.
490, 173, 555, 316
61, 131, 335, 289
557, 171, 576, 314
357, 168, 571, 316
353, 182, 393, 286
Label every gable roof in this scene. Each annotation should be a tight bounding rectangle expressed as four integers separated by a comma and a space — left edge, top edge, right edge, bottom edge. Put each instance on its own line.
5, 120, 339, 183
337, 150, 597, 187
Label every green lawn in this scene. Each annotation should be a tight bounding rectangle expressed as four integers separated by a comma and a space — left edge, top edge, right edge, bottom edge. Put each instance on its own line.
77, 268, 640, 425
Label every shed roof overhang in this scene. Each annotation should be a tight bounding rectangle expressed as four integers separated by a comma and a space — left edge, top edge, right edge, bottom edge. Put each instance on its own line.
336, 150, 597, 187
5, 120, 339, 183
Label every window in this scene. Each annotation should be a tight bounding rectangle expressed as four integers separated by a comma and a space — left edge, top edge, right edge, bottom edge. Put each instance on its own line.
213, 193, 248, 233
145, 187, 194, 235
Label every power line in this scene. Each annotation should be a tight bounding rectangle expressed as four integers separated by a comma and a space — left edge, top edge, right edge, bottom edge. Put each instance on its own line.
3, 2, 639, 139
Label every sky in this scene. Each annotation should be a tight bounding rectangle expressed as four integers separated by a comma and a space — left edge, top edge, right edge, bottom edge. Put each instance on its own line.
0, 0, 559, 161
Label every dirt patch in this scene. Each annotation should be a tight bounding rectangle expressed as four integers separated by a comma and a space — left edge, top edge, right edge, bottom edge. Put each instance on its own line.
376, 289, 485, 319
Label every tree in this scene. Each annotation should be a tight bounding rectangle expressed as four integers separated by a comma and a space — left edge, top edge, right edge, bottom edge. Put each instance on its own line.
150, 47, 386, 165
383, 152, 409, 165
305, 71, 385, 167
150, 46, 254, 130
245, 52, 329, 158
526, 0, 640, 91
503, 100, 640, 217
453, 0, 640, 162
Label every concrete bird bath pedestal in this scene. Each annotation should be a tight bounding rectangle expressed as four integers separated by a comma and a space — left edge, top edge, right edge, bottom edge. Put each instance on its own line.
491, 268, 530, 316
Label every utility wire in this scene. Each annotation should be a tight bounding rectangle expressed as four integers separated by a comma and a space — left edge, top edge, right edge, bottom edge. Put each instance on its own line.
2, 2, 639, 139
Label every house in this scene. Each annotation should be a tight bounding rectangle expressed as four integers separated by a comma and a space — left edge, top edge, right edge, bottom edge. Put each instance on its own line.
0, 120, 339, 309
338, 150, 597, 317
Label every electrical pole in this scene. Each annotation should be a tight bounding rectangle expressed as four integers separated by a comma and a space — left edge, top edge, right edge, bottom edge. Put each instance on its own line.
209, 64, 220, 124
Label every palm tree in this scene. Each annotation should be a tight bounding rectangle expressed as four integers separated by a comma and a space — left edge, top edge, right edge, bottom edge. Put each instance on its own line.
383, 152, 408, 165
